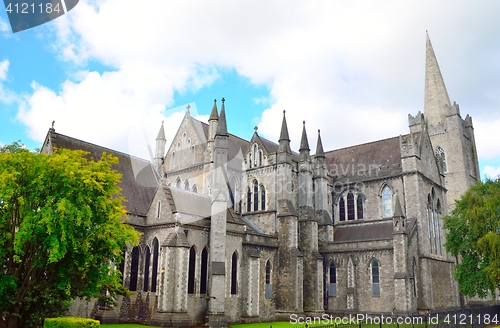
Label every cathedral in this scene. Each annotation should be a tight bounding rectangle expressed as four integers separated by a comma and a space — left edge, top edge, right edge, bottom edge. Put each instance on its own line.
42, 34, 481, 326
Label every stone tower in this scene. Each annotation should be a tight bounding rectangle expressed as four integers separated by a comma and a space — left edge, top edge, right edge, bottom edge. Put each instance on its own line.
275, 111, 304, 318
314, 129, 333, 245
298, 122, 324, 315
423, 32, 480, 210
209, 98, 229, 328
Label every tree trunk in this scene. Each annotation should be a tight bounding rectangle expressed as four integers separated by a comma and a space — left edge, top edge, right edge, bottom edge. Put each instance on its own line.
4, 306, 21, 328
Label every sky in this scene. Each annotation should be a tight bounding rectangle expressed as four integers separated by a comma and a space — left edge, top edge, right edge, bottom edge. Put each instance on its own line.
1, 0, 500, 179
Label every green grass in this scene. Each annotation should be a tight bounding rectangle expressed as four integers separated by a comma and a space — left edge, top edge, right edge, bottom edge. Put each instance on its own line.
102, 325, 160, 328
231, 321, 335, 328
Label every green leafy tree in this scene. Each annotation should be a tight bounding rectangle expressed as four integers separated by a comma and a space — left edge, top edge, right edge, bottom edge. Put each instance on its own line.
0, 142, 140, 328
443, 178, 500, 299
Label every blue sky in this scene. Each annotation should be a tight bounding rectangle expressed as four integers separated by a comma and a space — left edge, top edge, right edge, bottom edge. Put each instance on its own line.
1, 0, 500, 179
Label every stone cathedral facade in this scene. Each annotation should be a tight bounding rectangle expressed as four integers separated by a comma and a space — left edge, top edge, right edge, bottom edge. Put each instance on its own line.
42, 34, 481, 326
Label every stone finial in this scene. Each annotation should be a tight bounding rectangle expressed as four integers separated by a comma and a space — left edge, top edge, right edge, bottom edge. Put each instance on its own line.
278, 110, 291, 154
279, 110, 290, 142
216, 98, 228, 136
299, 121, 310, 152
315, 129, 325, 158
156, 120, 166, 140
209, 99, 219, 121
393, 193, 404, 218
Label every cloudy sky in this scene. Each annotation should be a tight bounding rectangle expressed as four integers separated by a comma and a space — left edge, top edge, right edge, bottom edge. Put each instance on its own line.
1, 0, 499, 178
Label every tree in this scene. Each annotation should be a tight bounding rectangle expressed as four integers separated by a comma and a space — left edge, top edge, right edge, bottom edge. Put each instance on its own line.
443, 178, 500, 299
0, 143, 140, 328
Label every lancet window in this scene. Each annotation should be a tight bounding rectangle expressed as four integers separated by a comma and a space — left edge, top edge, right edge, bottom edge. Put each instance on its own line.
371, 259, 380, 297
427, 188, 443, 255
337, 190, 364, 222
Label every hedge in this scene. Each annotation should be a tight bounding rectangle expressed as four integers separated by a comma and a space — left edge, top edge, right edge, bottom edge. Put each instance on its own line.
44, 317, 100, 328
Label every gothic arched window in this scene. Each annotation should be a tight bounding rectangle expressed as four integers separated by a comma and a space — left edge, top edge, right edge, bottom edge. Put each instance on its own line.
265, 260, 272, 299
192, 185, 198, 193
261, 185, 266, 211
230, 177, 236, 210
339, 196, 345, 221
151, 238, 159, 292
329, 261, 337, 296
382, 186, 392, 217
254, 145, 258, 166
338, 191, 364, 222
176, 177, 181, 189
347, 192, 355, 220
253, 180, 259, 211
129, 247, 140, 291
427, 193, 433, 253
200, 247, 208, 294
247, 188, 251, 212
184, 180, 190, 191
357, 194, 364, 219
371, 259, 380, 297
231, 252, 238, 294
435, 146, 447, 173
436, 199, 442, 255
412, 258, 418, 297
143, 246, 151, 292
259, 151, 263, 166
188, 246, 196, 294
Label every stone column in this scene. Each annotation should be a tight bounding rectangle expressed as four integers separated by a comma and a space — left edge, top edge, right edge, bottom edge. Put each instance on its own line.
151, 230, 192, 326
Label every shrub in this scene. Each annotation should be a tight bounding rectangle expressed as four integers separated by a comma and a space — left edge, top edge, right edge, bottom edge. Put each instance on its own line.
44, 317, 100, 328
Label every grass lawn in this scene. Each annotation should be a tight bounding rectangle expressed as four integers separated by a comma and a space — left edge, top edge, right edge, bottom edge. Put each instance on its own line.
231, 321, 337, 328
102, 325, 160, 328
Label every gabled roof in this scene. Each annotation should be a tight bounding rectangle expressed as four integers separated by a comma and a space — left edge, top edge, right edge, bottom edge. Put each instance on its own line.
323, 135, 402, 176
44, 131, 158, 216
193, 117, 250, 160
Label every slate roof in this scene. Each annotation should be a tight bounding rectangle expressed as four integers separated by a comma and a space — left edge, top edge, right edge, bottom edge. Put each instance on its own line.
167, 187, 212, 218
195, 118, 300, 163
46, 131, 158, 216
197, 119, 249, 160
324, 136, 402, 176
334, 222, 393, 242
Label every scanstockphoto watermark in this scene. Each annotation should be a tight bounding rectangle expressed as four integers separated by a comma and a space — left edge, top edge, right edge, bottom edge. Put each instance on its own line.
289, 313, 425, 326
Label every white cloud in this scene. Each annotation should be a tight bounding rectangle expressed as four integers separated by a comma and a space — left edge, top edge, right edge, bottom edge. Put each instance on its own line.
474, 118, 500, 161
0, 59, 18, 104
483, 166, 500, 179
0, 60, 8, 81
0, 18, 10, 34
16, 0, 500, 164
18, 70, 173, 157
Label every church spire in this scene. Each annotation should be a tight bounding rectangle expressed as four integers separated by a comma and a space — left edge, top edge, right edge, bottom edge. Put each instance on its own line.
424, 32, 451, 126
278, 110, 291, 153
209, 99, 219, 121
299, 121, 310, 151
299, 121, 310, 161
216, 97, 228, 136
315, 129, 325, 159
156, 120, 165, 140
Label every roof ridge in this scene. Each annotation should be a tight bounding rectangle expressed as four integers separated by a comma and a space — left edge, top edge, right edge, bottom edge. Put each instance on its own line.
191, 116, 251, 144
52, 132, 151, 163
323, 134, 408, 154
